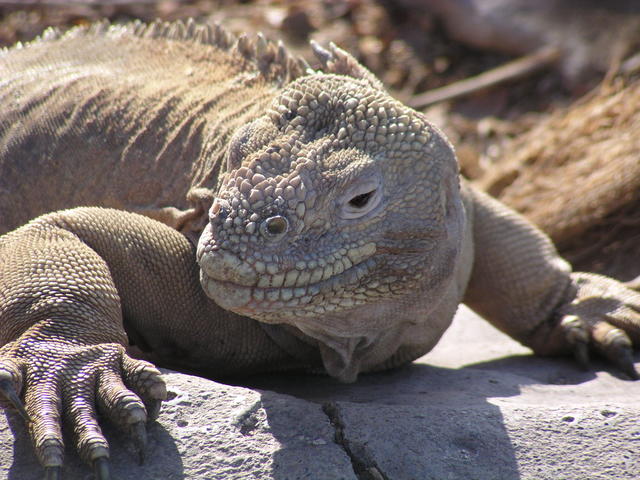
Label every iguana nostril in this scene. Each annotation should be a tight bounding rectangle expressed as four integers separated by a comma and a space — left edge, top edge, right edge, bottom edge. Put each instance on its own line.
262, 215, 288, 238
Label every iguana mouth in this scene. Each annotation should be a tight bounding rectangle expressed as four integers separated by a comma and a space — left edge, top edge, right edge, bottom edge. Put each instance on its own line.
199, 257, 377, 320
197, 223, 380, 318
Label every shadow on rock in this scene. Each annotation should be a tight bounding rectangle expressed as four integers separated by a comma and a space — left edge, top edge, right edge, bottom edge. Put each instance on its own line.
249, 349, 640, 480
4, 409, 184, 480
250, 362, 529, 480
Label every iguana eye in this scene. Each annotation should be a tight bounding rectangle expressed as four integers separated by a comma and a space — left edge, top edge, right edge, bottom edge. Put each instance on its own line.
349, 190, 376, 208
340, 182, 382, 219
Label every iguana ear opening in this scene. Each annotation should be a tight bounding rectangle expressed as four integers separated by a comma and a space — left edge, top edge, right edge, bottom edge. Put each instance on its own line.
310, 41, 384, 91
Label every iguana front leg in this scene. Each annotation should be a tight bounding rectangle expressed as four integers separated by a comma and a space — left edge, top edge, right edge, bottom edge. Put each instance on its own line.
0, 211, 167, 478
0, 207, 293, 478
463, 183, 640, 377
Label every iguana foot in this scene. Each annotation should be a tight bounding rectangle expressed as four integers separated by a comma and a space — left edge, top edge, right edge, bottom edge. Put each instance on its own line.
533, 273, 640, 379
0, 338, 166, 478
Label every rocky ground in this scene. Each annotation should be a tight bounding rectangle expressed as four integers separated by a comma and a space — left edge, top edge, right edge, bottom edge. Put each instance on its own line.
3, 308, 640, 479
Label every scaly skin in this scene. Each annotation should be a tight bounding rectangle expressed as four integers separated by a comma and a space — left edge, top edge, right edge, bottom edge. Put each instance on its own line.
0, 19, 305, 238
1, 20, 640, 479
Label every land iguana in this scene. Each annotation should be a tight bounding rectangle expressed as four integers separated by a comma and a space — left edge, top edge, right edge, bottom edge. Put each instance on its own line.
1, 19, 640, 479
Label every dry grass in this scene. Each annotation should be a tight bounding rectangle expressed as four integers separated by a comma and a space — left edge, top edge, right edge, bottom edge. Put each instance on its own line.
477, 75, 640, 279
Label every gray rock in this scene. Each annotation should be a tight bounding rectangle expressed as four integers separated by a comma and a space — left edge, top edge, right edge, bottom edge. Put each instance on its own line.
2, 307, 640, 479
0, 373, 356, 480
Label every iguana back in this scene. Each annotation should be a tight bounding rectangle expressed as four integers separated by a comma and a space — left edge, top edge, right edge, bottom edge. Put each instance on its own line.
0, 20, 306, 235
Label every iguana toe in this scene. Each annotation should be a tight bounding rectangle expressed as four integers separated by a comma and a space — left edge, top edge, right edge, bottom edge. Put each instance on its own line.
592, 322, 639, 380
572, 340, 590, 371
94, 356, 164, 466
120, 356, 167, 421
93, 456, 111, 480
44, 466, 62, 480
144, 397, 163, 422
68, 396, 110, 466
0, 359, 30, 422
31, 400, 64, 470
559, 315, 590, 369
93, 354, 166, 464
96, 369, 149, 426
612, 344, 639, 380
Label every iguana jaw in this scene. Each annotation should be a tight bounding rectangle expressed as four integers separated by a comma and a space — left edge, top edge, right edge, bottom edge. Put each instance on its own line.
197, 231, 381, 319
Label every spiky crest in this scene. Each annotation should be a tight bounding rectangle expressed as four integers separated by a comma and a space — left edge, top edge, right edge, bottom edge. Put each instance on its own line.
310, 40, 385, 90
1, 18, 382, 89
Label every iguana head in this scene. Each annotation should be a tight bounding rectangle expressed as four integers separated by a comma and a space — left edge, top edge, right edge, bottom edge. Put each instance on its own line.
197, 46, 464, 341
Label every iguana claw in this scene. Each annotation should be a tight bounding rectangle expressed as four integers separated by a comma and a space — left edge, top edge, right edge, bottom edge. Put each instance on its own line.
93, 457, 111, 480
44, 466, 61, 480
571, 339, 590, 371
146, 398, 163, 421
559, 315, 590, 370
0, 377, 31, 423
130, 421, 148, 465
602, 337, 640, 380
